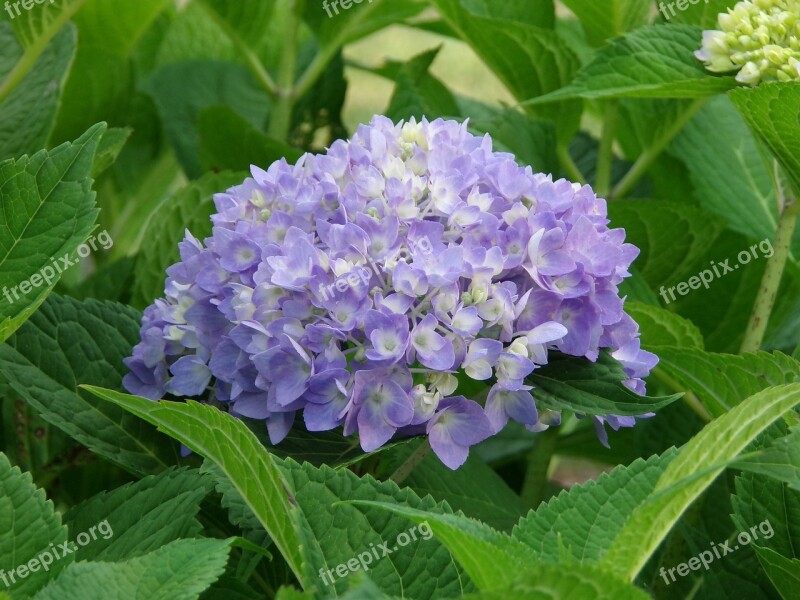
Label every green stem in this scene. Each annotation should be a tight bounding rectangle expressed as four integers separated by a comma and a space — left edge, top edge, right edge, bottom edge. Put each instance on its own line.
595, 100, 619, 197
267, 0, 302, 142
293, 0, 384, 100
520, 428, 559, 508
652, 368, 712, 422
610, 97, 707, 200
557, 144, 586, 185
739, 197, 799, 354
389, 440, 431, 485
0, 0, 88, 104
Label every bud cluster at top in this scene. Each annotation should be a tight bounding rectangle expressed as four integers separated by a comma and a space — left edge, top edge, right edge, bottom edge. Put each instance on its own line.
696, 0, 800, 84
123, 116, 656, 469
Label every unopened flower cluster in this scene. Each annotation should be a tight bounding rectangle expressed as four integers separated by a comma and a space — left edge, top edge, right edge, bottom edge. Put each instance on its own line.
696, 0, 800, 84
124, 116, 656, 469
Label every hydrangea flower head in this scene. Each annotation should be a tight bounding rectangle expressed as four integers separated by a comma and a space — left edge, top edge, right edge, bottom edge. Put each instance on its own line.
124, 116, 657, 469
695, 0, 800, 85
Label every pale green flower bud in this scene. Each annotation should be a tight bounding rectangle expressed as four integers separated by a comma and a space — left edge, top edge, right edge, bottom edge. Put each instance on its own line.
696, 0, 800, 85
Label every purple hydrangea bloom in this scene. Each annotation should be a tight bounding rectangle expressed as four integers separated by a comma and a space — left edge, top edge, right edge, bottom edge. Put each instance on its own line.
124, 116, 657, 469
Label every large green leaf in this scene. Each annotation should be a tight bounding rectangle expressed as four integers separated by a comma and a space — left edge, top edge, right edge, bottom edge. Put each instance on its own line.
460, 565, 651, 599
141, 61, 270, 178
281, 459, 474, 598
431, 0, 580, 139
607, 201, 728, 288
527, 351, 681, 416
753, 546, 800, 600
561, 0, 650, 46
624, 302, 704, 349
386, 48, 460, 122
377, 439, 526, 531
0, 24, 75, 160
528, 25, 736, 103
64, 467, 212, 561
51, 0, 171, 143
0, 453, 69, 598
602, 383, 800, 581
0, 123, 104, 342
651, 347, 800, 417
729, 83, 800, 196
0, 295, 180, 474
31, 538, 232, 600
513, 449, 678, 562
669, 95, 779, 248
131, 171, 245, 307
198, 107, 301, 174
81, 388, 307, 587
346, 502, 537, 590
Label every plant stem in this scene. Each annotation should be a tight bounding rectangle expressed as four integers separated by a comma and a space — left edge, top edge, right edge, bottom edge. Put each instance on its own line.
293, 0, 383, 100
740, 195, 799, 354
557, 144, 586, 185
595, 100, 619, 198
520, 428, 559, 508
610, 97, 707, 200
267, 0, 302, 142
389, 439, 431, 485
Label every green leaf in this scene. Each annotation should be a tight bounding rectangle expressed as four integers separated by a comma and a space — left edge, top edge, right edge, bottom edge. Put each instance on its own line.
561, 0, 650, 46
198, 107, 301, 174
64, 467, 212, 561
377, 439, 526, 531
527, 25, 736, 103
458, 0, 555, 29
80, 389, 307, 587
0, 452, 69, 598
141, 61, 271, 178
735, 426, 800, 491
345, 501, 537, 591
279, 459, 474, 598
460, 564, 652, 599
132, 171, 245, 307
386, 47, 460, 122
91, 128, 131, 177
601, 383, 800, 581
51, 0, 171, 142
0, 294, 180, 474
752, 546, 800, 600
527, 351, 681, 416
31, 538, 232, 600
730, 82, 800, 196
624, 302, 704, 349
669, 95, 779, 248
0, 23, 75, 159
197, 0, 277, 49
512, 449, 678, 562
0, 123, 104, 342
651, 347, 800, 417
431, 0, 581, 140
607, 200, 728, 291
